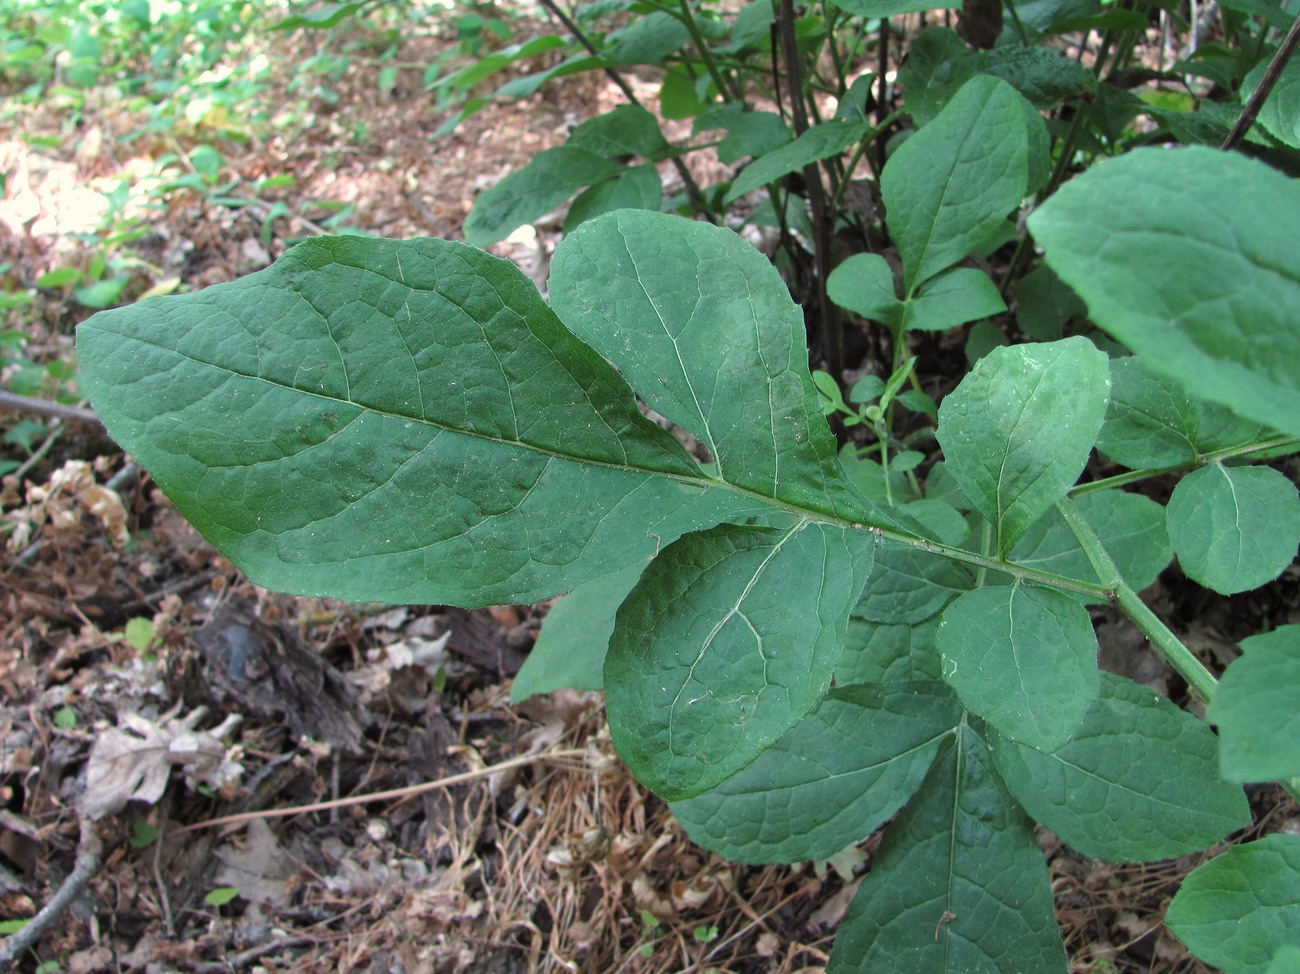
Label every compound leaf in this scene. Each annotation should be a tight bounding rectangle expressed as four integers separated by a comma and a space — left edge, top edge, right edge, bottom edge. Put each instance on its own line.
937, 582, 1098, 750
605, 520, 875, 801
671, 682, 960, 863
1166, 834, 1300, 974
1166, 463, 1300, 595
1208, 625, 1300, 782
991, 672, 1249, 861
1030, 146, 1300, 438
77, 236, 763, 605
830, 725, 1068, 974
882, 75, 1031, 293
936, 337, 1110, 557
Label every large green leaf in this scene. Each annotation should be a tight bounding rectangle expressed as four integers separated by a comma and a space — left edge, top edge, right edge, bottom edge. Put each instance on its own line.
840, 615, 944, 683
670, 682, 960, 863
1167, 834, 1300, 974
1029, 147, 1300, 437
882, 75, 1031, 294
463, 146, 625, 247
828, 0, 955, 16
565, 104, 673, 162
562, 164, 662, 233
604, 519, 875, 800
902, 268, 1006, 332
551, 210, 873, 522
1166, 462, 1300, 595
991, 672, 1249, 861
937, 582, 1098, 749
828, 253, 902, 328
1208, 625, 1300, 782
1244, 54, 1300, 149
829, 725, 1068, 973
77, 236, 764, 605
936, 337, 1111, 557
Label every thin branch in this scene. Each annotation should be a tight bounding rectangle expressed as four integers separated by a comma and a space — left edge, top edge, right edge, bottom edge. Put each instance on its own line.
536, 0, 713, 218
1222, 8, 1300, 151
0, 816, 103, 969
0, 390, 101, 426
169, 749, 588, 835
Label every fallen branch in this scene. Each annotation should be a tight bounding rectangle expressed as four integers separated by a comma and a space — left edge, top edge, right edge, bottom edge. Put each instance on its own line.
169, 748, 589, 835
0, 389, 101, 427
0, 816, 103, 970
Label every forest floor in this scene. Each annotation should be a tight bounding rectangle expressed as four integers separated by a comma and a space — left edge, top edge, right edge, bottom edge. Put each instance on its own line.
1, 4, 1297, 972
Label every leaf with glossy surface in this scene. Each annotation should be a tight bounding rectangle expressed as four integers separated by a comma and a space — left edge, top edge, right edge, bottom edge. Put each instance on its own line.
1208, 625, 1300, 782
937, 582, 1099, 749
464, 146, 625, 247
605, 520, 875, 800
724, 120, 871, 203
883, 76, 1031, 294
992, 672, 1249, 861
1166, 463, 1300, 595
1167, 834, 1300, 974
78, 236, 764, 605
936, 337, 1110, 557
671, 682, 960, 863
830, 726, 1068, 974
551, 210, 874, 522
1030, 147, 1300, 437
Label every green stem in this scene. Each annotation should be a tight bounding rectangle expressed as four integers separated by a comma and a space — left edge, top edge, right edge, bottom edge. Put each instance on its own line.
1070, 435, 1300, 497
676, 0, 741, 102
1056, 498, 1217, 702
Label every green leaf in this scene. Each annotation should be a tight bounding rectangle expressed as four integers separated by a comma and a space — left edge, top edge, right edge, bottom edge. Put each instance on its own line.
724, 120, 871, 204
1208, 625, 1300, 782
991, 672, 1249, 861
604, 10, 691, 65
936, 337, 1111, 557
511, 563, 644, 701
566, 104, 672, 161
828, 253, 903, 328
1167, 834, 1300, 974
1166, 463, 1300, 595
883, 76, 1031, 295
670, 682, 960, 863
1010, 490, 1171, 596
827, 0, 957, 18
696, 105, 790, 164
551, 210, 874, 522
78, 236, 764, 606
562, 164, 662, 233
1029, 146, 1300, 438
829, 726, 1068, 974
464, 146, 625, 247
273, 2, 368, 29
841, 615, 944, 682
901, 267, 1006, 332
432, 36, 571, 91
1245, 55, 1300, 149
937, 582, 1099, 749
204, 886, 240, 906
604, 520, 875, 801
36, 267, 79, 287
1268, 945, 1300, 974
1097, 356, 1201, 469
855, 544, 971, 624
